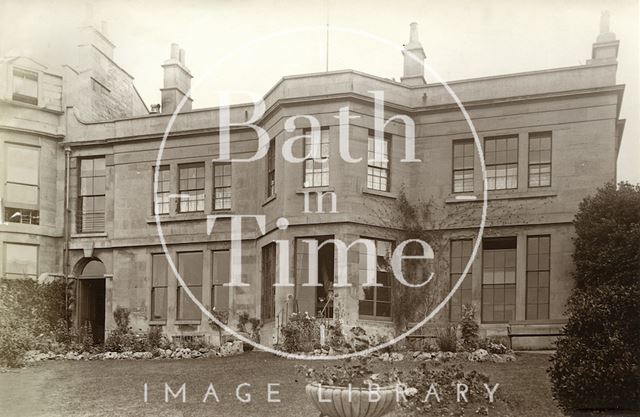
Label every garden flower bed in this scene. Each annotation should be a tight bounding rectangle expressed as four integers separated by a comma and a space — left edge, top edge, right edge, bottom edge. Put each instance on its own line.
22, 340, 245, 364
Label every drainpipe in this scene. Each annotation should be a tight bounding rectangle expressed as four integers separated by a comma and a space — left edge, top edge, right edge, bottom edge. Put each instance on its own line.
63, 146, 71, 328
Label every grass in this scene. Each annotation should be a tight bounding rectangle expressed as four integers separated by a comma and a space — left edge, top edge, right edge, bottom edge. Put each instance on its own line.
0, 352, 565, 417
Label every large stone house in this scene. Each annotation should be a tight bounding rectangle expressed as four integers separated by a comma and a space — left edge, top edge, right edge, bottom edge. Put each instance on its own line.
0, 17, 625, 349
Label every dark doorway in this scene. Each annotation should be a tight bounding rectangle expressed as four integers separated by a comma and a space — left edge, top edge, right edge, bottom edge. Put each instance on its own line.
316, 238, 335, 318
78, 279, 106, 344
77, 258, 107, 344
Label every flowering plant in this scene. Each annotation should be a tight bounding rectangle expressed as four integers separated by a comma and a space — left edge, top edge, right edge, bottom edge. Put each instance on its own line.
295, 357, 399, 387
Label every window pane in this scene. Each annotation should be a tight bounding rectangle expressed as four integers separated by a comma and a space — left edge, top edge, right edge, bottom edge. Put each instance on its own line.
5, 183, 38, 206
177, 287, 202, 320
482, 239, 517, 323
152, 254, 168, 286
178, 252, 202, 286
6, 144, 39, 185
13, 68, 38, 104
526, 236, 551, 320
151, 288, 167, 320
212, 251, 230, 285
4, 243, 38, 279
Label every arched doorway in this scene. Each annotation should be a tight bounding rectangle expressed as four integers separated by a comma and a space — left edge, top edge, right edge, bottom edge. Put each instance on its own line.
76, 258, 106, 344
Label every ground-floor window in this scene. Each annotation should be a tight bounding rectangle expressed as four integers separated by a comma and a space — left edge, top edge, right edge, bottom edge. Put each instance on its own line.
526, 235, 550, 320
295, 236, 335, 318
151, 254, 168, 320
261, 243, 276, 320
482, 237, 516, 323
358, 239, 392, 319
176, 251, 203, 321
449, 239, 473, 321
3, 242, 38, 279
211, 250, 230, 311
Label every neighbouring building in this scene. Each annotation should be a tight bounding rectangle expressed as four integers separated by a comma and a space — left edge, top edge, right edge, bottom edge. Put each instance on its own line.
0, 15, 625, 349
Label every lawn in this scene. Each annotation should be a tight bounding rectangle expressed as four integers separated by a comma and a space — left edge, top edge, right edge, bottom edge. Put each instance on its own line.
0, 352, 565, 417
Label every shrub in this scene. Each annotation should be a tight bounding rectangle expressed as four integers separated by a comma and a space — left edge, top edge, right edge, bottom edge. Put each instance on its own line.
477, 337, 510, 354
459, 303, 479, 350
435, 324, 457, 352
104, 306, 135, 352
549, 182, 640, 411
279, 312, 320, 352
550, 284, 640, 410
113, 306, 131, 332
326, 320, 346, 350
0, 320, 34, 367
0, 278, 66, 367
145, 326, 168, 350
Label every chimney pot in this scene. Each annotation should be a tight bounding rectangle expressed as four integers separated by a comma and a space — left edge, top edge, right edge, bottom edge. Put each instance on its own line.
162, 43, 193, 113
401, 22, 427, 85
170, 43, 180, 60
410, 22, 419, 43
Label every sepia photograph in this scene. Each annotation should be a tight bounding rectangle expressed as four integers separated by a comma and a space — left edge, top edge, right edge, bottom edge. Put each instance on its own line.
0, 0, 638, 416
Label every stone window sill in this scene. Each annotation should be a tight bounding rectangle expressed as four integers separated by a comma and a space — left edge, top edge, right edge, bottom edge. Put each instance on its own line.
445, 189, 557, 204
146, 212, 236, 224
295, 186, 335, 194
71, 232, 108, 238
175, 320, 201, 326
361, 188, 398, 199
262, 194, 277, 206
358, 316, 393, 324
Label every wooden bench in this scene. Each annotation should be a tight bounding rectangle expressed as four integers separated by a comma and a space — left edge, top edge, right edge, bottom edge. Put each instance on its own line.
507, 320, 567, 349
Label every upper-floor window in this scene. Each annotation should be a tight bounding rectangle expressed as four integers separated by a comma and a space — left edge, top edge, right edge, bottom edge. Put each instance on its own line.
3, 243, 38, 279
78, 157, 106, 233
528, 132, 552, 188
4, 143, 40, 225
359, 239, 392, 319
213, 163, 232, 210
153, 166, 170, 215
303, 127, 329, 188
449, 239, 473, 321
151, 254, 168, 321
178, 163, 204, 213
266, 141, 276, 198
91, 78, 110, 95
176, 251, 203, 321
13, 68, 38, 105
452, 140, 474, 193
485, 136, 518, 190
526, 235, 550, 320
482, 237, 516, 323
367, 132, 391, 192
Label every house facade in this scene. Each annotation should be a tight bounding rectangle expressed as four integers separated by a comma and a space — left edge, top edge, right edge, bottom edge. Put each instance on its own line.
1, 18, 625, 349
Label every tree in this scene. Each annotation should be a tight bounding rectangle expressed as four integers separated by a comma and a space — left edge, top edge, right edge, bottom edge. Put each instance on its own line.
549, 182, 640, 411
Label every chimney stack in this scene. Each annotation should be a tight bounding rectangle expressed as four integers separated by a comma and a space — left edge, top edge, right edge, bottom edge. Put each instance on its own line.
401, 22, 426, 86
587, 11, 619, 64
161, 43, 193, 114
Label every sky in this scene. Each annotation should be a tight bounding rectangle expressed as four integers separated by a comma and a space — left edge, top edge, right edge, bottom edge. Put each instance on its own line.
1, 0, 638, 183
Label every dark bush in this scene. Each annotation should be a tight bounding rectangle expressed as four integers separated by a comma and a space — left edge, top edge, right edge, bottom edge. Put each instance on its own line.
278, 313, 320, 353
550, 284, 640, 410
549, 182, 640, 411
459, 303, 479, 350
0, 278, 66, 367
435, 324, 457, 352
